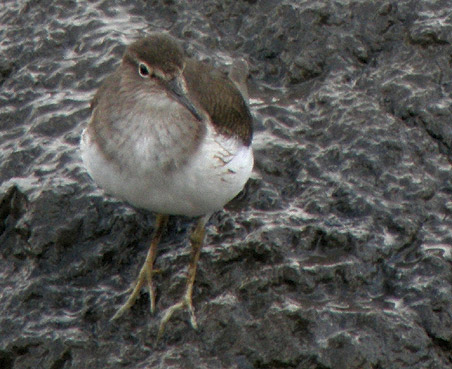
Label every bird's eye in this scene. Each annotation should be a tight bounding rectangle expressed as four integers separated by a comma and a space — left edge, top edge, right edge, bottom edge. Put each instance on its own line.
138, 63, 150, 78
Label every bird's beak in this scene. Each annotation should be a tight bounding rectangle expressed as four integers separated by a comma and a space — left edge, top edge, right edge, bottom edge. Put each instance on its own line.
166, 76, 203, 121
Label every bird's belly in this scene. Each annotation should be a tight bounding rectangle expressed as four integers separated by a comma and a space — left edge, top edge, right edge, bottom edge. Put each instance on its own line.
80, 127, 253, 217
170, 131, 254, 216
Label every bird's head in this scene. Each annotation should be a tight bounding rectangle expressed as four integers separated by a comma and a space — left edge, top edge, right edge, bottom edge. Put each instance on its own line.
122, 34, 202, 121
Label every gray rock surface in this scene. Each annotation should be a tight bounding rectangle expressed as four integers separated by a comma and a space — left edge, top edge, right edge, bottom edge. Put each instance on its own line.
1, 0, 452, 368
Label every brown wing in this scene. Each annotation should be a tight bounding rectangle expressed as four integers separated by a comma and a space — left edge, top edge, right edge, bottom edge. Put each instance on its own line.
183, 59, 253, 146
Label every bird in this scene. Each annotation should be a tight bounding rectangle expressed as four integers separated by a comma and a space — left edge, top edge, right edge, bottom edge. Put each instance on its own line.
80, 33, 253, 339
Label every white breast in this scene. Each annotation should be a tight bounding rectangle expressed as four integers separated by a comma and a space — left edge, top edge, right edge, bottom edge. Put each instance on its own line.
80, 124, 253, 217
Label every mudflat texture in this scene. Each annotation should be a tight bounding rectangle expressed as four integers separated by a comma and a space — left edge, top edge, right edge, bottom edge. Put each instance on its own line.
1, 1, 452, 368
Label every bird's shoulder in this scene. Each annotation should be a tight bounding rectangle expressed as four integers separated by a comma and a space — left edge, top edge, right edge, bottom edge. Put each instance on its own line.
90, 71, 122, 111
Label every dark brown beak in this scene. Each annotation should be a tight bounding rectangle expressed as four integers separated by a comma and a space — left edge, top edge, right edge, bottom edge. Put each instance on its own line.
166, 76, 203, 121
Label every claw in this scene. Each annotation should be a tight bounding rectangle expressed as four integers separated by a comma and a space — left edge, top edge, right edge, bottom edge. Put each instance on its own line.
156, 295, 198, 342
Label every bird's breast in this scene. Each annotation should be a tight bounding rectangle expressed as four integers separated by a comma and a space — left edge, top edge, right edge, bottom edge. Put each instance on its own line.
94, 92, 205, 174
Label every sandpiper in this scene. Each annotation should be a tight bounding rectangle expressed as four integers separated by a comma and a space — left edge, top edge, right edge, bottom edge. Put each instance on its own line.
80, 33, 253, 339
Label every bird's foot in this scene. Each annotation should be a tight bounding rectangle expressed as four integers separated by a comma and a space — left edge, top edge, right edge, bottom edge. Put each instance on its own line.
156, 215, 209, 341
111, 265, 161, 321
157, 291, 197, 342
111, 214, 169, 321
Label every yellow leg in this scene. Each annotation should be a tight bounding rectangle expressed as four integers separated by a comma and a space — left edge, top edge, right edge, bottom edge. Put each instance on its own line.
157, 214, 209, 341
111, 214, 169, 320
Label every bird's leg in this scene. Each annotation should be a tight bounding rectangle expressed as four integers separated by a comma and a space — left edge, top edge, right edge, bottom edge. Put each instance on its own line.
157, 214, 210, 341
111, 214, 169, 320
